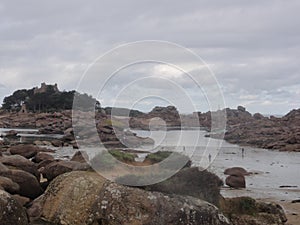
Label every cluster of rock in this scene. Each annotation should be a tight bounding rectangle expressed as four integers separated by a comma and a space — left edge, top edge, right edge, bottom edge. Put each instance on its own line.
0, 144, 288, 225
0, 110, 153, 149
129, 106, 181, 130
188, 106, 300, 152
2, 104, 300, 151
224, 167, 251, 189
224, 107, 300, 152
0, 111, 72, 132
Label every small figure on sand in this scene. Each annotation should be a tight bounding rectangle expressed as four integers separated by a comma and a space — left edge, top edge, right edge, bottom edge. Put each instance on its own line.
208, 153, 212, 163
241, 148, 245, 158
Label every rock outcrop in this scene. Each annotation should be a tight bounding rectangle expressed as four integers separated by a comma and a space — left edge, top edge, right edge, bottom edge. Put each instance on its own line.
0, 110, 154, 149
194, 106, 300, 152
130, 106, 181, 130
30, 171, 230, 225
141, 167, 223, 207
224, 108, 300, 152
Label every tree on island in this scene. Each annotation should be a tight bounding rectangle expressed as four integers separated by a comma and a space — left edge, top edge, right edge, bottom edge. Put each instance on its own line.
2, 83, 101, 113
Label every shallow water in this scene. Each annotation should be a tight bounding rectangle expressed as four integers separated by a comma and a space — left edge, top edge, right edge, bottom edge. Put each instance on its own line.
4, 127, 298, 202
135, 130, 300, 201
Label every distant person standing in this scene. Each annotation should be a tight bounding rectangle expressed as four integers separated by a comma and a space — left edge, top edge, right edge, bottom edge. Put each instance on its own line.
241, 148, 245, 158
208, 153, 212, 163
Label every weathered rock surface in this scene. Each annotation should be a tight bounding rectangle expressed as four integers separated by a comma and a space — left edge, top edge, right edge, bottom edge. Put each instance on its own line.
51, 139, 63, 147
182, 106, 300, 152
0, 155, 40, 178
224, 167, 251, 176
225, 174, 246, 189
32, 171, 230, 225
0, 176, 20, 193
1, 110, 154, 149
223, 108, 300, 152
0, 189, 29, 225
32, 152, 54, 163
0, 162, 9, 172
41, 160, 90, 181
221, 197, 287, 225
130, 106, 181, 130
142, 167, 223, 207
9, 144, 39, 158
0, 168, 43, 199
12, 194, 30, 207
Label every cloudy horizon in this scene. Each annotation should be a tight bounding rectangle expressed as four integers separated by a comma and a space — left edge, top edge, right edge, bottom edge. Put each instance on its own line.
1, 0, 299, 115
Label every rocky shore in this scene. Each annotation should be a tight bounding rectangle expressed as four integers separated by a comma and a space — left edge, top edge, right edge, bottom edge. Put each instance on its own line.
0, 110, 154, 149
182, 105, 300, 152
128, 105, 300, 152
0, 143, 289, 225
222, 107, 300, 152
129, 106, 181, 130
2, 104, 300, 151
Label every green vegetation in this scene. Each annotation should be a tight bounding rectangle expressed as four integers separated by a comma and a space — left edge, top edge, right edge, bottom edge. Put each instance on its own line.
108, 149, 135, 163
104, 107, 144, 117
144, 151, 173, 163
103, 119, 126, 129
144, 151, 192, 169
2, 85, 100, 112
89, 149, 136, 171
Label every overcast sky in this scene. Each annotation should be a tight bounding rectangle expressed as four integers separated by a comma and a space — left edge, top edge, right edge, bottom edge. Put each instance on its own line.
0, 0, 299, 115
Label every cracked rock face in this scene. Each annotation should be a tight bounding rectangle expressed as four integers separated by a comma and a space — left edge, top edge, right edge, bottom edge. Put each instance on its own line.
34, 171, 230, 225
0, 189, 28, 225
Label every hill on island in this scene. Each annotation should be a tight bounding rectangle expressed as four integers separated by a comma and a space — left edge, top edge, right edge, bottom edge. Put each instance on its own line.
1, 83, 100, 113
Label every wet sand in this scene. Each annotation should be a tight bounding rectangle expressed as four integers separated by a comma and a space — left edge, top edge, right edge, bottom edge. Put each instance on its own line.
211, 145, 300, 224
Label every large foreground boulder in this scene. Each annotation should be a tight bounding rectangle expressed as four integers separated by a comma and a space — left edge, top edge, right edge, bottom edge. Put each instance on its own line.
31, 171, 230, 225
0, 189, 29, 225
140, 167, 223, 207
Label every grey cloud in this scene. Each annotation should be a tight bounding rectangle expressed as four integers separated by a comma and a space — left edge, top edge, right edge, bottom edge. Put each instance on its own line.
0, 0, 299, 114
